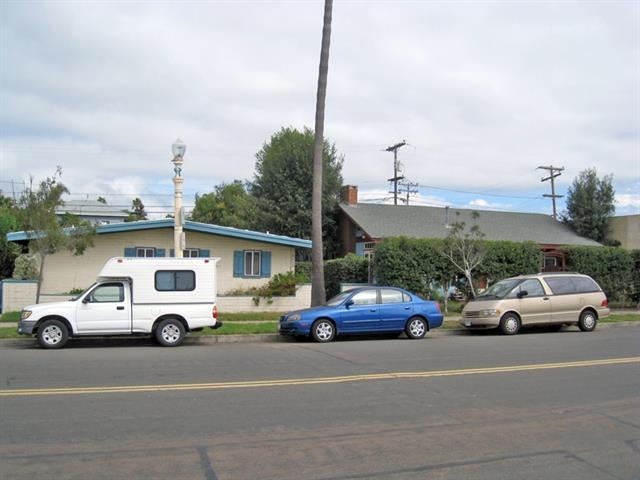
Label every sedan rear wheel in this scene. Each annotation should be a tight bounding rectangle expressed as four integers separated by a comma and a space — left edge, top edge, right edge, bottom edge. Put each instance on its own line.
311, 319, 335, 343
405, 317, 427, 339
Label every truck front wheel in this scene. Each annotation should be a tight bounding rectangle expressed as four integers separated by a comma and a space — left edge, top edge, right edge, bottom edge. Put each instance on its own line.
37, 319, 69, 349
155, 318, 186, 347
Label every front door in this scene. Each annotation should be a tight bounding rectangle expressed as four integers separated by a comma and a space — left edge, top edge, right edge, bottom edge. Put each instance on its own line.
340, 289, 380, 332
512, 279, 551, 325
75, 282, 131, 333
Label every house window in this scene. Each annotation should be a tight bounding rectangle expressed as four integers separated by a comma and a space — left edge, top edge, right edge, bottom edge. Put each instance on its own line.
155, 270, 196, 291
364, 242, 376, 250
233, 250, 272, 278
183, 248, 200, 258
136, 247, 155, 258
244, 251, 261, 277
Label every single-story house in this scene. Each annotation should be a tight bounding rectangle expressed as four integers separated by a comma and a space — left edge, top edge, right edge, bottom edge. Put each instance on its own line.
7, 219, 311, 297
338, 185, 601, 271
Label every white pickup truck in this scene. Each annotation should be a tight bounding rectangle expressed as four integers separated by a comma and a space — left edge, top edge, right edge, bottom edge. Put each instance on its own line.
18, 257, 222, 348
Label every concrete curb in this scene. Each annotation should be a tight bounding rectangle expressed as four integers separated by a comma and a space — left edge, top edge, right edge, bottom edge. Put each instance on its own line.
2, 321, 638, 346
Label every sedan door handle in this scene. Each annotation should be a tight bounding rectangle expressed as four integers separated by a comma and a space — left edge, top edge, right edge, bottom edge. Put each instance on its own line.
117, 306, 125, 310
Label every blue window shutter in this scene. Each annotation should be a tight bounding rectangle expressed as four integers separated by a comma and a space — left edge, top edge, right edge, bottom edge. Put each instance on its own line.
170, 249, 175, 257
156, 248, 166, 257
355, 242, 365, 256
199, 249, 210, 257
233, 251, 244, 278
261, 251, 271, 278
124, 247, 136, 257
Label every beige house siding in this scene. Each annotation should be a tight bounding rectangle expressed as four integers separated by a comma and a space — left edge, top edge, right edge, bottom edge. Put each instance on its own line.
37, 229, 297, 295
610, 215, 640, 249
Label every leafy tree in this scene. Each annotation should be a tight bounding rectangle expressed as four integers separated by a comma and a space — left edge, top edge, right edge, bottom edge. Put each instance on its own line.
251, 127, 343, 259
190, 181, 257, 229
0, 194, 20, 278
15, 168, 95, 302
125, 197, 147, 222
561, 168, 615, 243
439, 211, 486, 298
310, 0, 333, 305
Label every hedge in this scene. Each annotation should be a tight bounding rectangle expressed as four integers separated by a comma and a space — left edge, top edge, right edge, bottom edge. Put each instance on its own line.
564, 246, 635, 301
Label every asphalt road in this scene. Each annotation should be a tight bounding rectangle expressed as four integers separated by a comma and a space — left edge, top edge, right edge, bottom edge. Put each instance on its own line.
1, 326, 639, 480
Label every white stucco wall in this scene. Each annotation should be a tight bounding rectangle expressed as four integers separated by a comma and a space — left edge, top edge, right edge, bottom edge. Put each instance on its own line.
33, 228, 298, 295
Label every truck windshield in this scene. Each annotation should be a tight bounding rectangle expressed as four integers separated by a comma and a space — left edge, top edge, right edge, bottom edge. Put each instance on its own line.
70, 283, 97, 301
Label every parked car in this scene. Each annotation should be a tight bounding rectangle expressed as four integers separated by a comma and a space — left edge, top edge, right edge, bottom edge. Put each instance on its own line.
460, 272, 610, 335
279, 286, 443, 342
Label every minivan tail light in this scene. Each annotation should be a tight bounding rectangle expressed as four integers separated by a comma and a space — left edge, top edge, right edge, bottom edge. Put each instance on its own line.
601, 299, 609, 307
212, 305, 219, 319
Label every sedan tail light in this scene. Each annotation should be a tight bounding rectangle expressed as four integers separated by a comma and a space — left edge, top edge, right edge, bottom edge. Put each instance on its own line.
435, 301, 441, 312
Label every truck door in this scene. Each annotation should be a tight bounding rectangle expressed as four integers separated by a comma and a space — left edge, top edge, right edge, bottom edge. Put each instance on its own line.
76, 282, 131, 333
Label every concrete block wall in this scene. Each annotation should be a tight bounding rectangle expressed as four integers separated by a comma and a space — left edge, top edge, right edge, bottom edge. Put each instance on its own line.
1, 280, 37, 313
217, 284, 311, 313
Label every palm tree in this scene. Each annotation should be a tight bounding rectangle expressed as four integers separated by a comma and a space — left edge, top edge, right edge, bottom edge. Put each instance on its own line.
311, 0, 333, 306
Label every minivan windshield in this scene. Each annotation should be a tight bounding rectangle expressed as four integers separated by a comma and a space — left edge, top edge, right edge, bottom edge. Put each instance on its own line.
476, 278, 523, 299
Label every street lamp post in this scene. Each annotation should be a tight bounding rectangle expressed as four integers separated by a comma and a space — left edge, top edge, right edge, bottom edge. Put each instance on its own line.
171, 139, 186, 258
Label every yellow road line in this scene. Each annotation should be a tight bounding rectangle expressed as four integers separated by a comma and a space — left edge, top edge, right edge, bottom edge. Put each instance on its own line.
1, 357, 638, 397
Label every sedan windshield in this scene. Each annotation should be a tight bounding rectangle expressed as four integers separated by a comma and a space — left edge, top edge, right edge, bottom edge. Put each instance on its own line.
326, 290, 355, 307
476, 279, 522, 299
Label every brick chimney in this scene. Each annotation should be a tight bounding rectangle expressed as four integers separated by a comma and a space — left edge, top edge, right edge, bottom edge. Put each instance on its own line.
341, 185, 358, 205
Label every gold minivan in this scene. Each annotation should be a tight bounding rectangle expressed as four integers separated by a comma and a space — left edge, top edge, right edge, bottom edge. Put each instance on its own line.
460, 273, 610, 335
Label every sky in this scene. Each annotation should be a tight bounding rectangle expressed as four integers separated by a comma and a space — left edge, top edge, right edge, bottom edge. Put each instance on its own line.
1, 0, 638, 220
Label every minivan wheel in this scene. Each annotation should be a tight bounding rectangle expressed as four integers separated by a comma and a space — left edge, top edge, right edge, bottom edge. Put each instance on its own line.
156, 318, 186, 346
578, 311, 597, 332
311, 319, 335, 343
37, 319, 69, 349
500, 313, 521, 335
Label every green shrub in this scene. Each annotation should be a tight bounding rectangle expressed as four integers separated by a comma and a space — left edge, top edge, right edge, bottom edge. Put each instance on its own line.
324, 253, 370, 299
12, 254, 39, 280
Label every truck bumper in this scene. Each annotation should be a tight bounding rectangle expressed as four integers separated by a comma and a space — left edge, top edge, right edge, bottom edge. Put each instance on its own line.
210, 321, 224, 330
18, 320, 38, 335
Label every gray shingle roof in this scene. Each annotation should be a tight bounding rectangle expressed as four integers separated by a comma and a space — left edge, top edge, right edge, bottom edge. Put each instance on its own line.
340, 203, 601, 246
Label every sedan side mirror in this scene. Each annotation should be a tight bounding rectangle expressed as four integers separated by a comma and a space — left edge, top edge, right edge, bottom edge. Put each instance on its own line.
345, 299, 354, 309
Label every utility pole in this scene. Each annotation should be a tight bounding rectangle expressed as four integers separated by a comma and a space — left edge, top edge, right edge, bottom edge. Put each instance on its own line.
537, 165, 564, 220
386, 140, 406, 205
398, 180, 418, 204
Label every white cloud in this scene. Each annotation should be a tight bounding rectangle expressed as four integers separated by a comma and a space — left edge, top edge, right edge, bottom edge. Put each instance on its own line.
1, 0, 638, 216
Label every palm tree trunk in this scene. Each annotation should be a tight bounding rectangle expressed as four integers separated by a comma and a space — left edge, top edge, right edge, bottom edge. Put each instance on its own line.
311, 0, 333, 306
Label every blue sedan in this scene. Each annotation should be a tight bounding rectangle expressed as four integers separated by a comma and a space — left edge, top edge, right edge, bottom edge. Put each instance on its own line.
279, 286, 443, 342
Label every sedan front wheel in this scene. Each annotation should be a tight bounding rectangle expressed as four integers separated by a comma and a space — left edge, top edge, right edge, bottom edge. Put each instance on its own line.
311, 319, 335, 343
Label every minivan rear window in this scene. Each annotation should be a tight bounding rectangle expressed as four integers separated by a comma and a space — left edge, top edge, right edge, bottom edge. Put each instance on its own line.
543, 276, 600, 295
